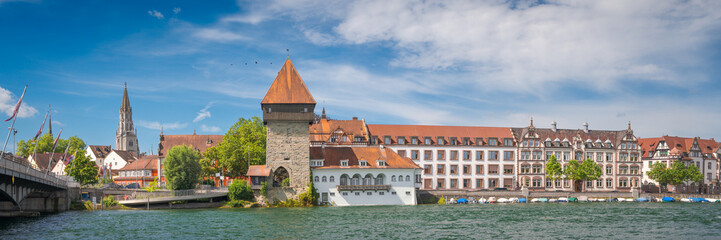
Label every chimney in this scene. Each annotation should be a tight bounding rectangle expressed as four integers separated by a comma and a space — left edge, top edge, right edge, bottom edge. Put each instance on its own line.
352, 117, 358, 120
551, 121, 557, 132
583, 122, 589, 133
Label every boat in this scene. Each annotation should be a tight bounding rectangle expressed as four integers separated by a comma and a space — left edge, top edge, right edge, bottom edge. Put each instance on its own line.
588, 197, 597, 202
578, 196, 588, 202
568, 197, 578, 202
497, 198, 509, 203
636, 197, 649, 202
539, 198, 549, 203
618, 198, 627, 202
609, 198, 618, 202
706, 198, 718, 202
509, 197, 519, 203
557, 197, 568, 203
680, 198, 691, 203
518, 198, 527, 203
549, 198, 558, 203
691, 197, 709, 203
597, 198, 607, 202
457, 198, 469, 204
662, 197, 675, 202
479, 197, 487, 204
488, 197, 497, 203
530, 198, 541, 203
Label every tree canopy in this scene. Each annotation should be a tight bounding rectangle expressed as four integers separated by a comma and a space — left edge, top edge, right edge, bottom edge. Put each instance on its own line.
65, 151, 98, 186
16, 133, 86, 157
545, 155, 563, 180
163, 145, 202, 190
204, 117, 266, 179
648, 161, 704, 193
563, 158, 602, 182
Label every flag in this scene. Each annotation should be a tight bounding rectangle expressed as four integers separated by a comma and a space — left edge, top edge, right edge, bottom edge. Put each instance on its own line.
34, 109, 49, 140
4, 85, 27, 122
51, 128, 62, 150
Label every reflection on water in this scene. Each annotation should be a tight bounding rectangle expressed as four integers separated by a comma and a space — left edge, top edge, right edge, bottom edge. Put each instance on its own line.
2, 203, 721, 239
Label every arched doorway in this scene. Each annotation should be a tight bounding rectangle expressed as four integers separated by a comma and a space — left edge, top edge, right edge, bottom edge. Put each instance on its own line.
273, 167, 289, 187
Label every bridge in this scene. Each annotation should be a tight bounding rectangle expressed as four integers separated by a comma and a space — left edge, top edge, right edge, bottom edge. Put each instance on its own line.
117, 189, 229, 207
0, 155, 79, 216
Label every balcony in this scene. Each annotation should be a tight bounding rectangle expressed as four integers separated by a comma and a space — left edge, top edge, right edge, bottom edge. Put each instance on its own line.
337, 185, 391, 191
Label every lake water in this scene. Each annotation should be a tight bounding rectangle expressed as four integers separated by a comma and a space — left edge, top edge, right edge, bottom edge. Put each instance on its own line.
2, 203, 721, 239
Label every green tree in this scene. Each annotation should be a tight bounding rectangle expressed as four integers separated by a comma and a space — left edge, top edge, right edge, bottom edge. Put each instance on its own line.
199, 146, 221, 181
685, 164, 704, 184
545, 155, 563, 180
228, 180, 253, 201
16, 133, 86, 157
163, 145, 202, 190
65, 152, 98, 186
216, 117, 266, 179
648, 161, 704, 193
563, 158, 602, 192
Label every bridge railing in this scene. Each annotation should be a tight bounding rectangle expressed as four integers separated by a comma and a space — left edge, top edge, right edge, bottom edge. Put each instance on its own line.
123, 189, 228, 200
0, 156, 68, 187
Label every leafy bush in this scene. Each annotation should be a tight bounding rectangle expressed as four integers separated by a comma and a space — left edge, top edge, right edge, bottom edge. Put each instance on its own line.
102, 195, 119, 207
282, 178, 290, 187
226, 200, 253, 208
437, 196, 446, 205
164, 145, 202, 190
298, 180, 319, 206
228, 180, 253, 201
260, 181, 268, 198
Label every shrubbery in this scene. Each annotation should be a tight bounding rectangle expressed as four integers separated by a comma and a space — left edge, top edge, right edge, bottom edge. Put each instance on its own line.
437, 196, 446, 205
226, 200, 253, 208
282, 178, 290, 187
228, 180, 253, 201
102, 195, 119, 207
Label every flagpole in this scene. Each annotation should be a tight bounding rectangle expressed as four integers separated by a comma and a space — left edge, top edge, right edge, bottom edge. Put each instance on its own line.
1, 85, 27, 168
67, 149, 77, 181
46, 128, 62, 175
60, 143, 70, 176
27, 107, 49, 173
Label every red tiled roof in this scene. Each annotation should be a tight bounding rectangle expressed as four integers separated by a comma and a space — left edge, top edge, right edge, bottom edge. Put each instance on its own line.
310, 146, 420, 169
310, 118, 369, 143
368, 124, 512, 144
111, 150, 137, 162
30, 153, 65, 171
158, 134, 223, 157
639, 137, 662, 158
511, 126, 629, 146
120, 155, 158, 171
87, 145, 112, 159
261, 59, 316, 104
247, 165, 271, 176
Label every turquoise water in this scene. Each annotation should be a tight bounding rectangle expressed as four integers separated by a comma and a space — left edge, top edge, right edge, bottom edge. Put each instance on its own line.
2, 203, 721, 239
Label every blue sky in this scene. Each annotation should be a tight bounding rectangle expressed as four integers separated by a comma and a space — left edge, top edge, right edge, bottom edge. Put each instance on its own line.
1, 0, 721, 155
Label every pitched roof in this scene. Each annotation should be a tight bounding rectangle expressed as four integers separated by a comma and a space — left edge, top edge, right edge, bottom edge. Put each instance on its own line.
121, 82, 131, 111
120, 155, 158, 171
367, 124, 512, 144
30, 153, 65, 171
111, 150, 137, 162
158, 134, 223, 157
310, 118, 369, 144
87, 145, 113, 159
639, 136, 720, 159
639, 137, 662, 157
510, 126, 630, 147
247, 165, 271, 176
310, 146, 420, 169
261, 59, 316, 104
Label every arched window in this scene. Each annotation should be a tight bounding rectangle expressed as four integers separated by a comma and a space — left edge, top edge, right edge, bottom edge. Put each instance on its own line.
406, 175, 411, 182
322, 176, 327, 182
364, 174, 374, 185
340, 174, 349, 185
330, 176, 335, 182
314, 176, 319, 182
375, 174, 385, 185
352, 174, 361, 185
392, 175, 396, 182
397, 175, 402, 182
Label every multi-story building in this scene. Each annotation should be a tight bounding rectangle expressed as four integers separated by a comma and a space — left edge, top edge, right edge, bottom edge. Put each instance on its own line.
511, 120, 642, 192
157, 132, 222, 185
366, 124, 517, 190
639, 136, 720, 192
115, 155, 160, 187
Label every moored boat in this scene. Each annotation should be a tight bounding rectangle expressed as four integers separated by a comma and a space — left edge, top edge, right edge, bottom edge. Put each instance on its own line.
568, 197, 578, 202
662, 197, 675, 202
518, 198, 527, 203
488, 197, 497, 203
497, 198, 509, 203
549, 198, 558, 203
680, 198, 691, 203
557, 197, 568, 203
636, 197, 649, 202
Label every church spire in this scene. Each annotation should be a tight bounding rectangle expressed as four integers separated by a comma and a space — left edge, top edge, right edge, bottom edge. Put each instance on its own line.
121, 82, 131, 112
321, 107, 326, 119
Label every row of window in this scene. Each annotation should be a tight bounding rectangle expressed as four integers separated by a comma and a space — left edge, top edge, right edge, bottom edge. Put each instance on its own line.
118, 170, 152, 177
314, 173, 420, 185
423, 164, 514, 175
373, 136, 514, 147
423, 178, 512, 189
519, 178, 640, 188
519, 152, 639, 162
398, 149, 514, 161
517, 164, 640, 175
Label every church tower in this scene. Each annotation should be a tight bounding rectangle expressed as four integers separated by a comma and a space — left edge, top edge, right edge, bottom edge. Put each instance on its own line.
117, 82, 140, 156
262, 59, 316, 189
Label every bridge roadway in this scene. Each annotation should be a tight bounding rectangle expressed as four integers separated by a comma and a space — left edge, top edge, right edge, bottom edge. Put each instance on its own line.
117, 189, 229, 206
0, 155, 78, 216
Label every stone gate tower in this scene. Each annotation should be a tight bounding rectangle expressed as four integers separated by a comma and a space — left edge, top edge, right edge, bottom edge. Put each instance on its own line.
261, 59, 316, 189
117, 82, 140, 156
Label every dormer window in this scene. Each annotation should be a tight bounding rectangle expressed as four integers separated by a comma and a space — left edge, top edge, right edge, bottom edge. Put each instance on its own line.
378, 160, 386, 167
310, 160, 324, 167
371, 136, 378, 144
359, 160, 368, 167
488, 138, 499, 146
397, 137, 406, 145
411, 137, 419, 145
384, 136, 391, 144
463, 137, 470, 146
340, 160, 349, 167
437, 137, 445, 145
450, 137, 458, 145
424, 137, 432, 145
354, 136, 364, 142
475, 138, 483, 146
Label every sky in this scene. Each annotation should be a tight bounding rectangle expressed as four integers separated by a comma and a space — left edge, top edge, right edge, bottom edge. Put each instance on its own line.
1, 0, 721, 155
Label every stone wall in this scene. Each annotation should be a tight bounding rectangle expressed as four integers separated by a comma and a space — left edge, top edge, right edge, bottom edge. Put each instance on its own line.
265, 187, 305, 204
266, 121, 311, 189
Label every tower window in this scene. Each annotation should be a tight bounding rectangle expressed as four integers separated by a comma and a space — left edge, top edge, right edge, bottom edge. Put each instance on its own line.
129, 141, 133, 146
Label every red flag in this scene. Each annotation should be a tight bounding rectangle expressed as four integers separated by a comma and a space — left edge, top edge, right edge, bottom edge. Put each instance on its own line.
4, 85, 27, 122
34, 109, 49, 140
52, 128, 63, 150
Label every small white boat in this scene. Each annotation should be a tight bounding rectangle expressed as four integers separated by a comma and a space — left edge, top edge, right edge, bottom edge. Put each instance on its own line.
479, 197, 487, 204
578, 196, 589, 202
497, 198, 509, 203
618, 198, 628, 202
707, 198, 719, 202
488, 197, 497, 203
680, 198, 692, 203
549, 198, 558, 203
597, 198, 607, 202
531, 198, 541, 203
558, 197, 569, 202
588, 197, 597, 202
626, 198, 636, 202
509, 197, 519, 203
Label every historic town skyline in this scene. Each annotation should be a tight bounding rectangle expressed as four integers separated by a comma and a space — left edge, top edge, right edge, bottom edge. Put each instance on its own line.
2, 0, 721, 155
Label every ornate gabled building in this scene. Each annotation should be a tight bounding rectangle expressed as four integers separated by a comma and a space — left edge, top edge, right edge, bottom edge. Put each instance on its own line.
511, 120, 642, 192
261, 58, 316, 189
639, 136, 720, 192
309, 112, 370, 146
116, 82, 140, 156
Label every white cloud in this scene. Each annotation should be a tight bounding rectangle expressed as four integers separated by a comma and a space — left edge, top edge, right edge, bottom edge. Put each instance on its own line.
200, 124, 222, 133
148, 10, 164, 20
193, 102, 212, 122
173, 7, 181, 14
51, 120, 63, 127
137, 120, 187, 130
0, 85, 37, 119
193, 28, 247, 42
